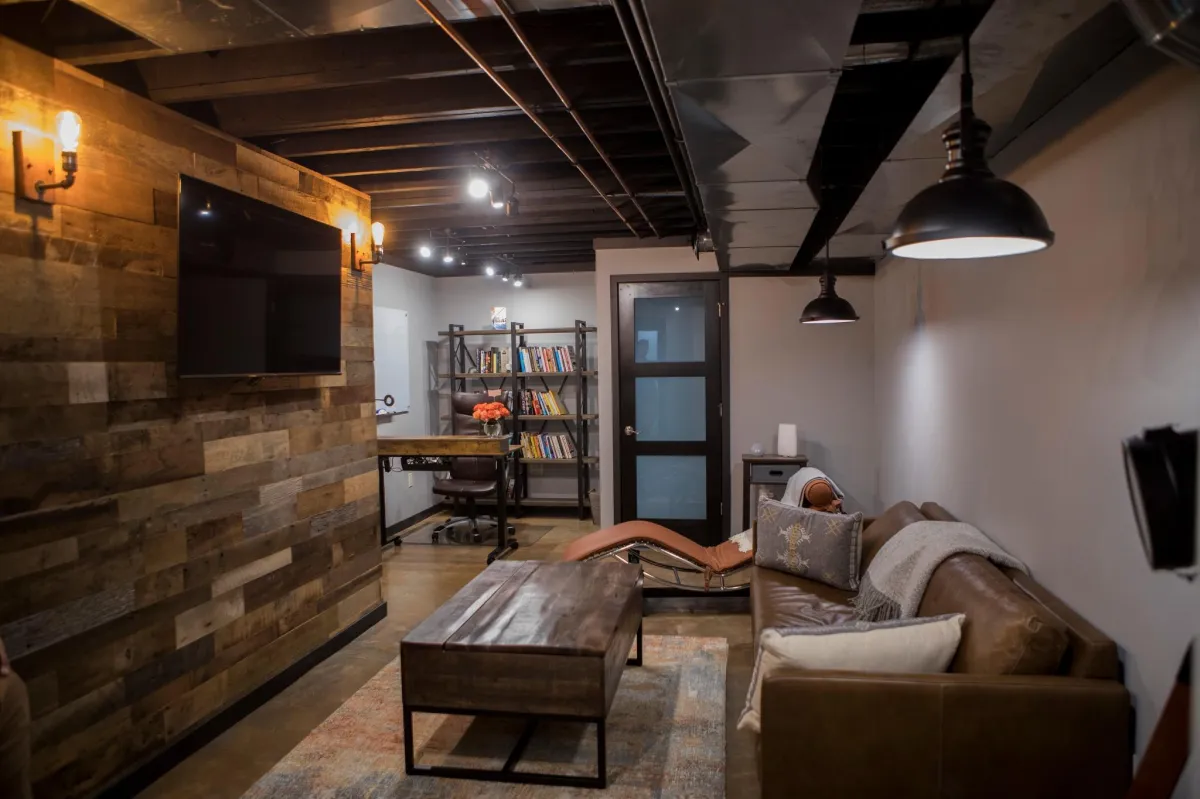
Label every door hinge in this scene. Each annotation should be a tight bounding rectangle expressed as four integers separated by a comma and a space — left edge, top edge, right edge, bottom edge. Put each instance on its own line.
718, 402, 723, 417
720, 501, 724, 515
717, 301, 723, 317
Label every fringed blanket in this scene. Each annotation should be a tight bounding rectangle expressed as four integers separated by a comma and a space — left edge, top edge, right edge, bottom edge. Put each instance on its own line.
855, 521, 1027, 621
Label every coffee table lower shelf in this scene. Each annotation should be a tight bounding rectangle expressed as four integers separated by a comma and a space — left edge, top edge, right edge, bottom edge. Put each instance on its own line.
403, 624, 643, 790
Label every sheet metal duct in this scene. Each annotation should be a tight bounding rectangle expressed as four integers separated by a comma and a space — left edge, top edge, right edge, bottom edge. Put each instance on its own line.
639, 0, 861, 271
70, 0, 604, 52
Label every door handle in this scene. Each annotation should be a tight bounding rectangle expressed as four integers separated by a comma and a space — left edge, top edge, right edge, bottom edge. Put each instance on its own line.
624, 426, 640, 437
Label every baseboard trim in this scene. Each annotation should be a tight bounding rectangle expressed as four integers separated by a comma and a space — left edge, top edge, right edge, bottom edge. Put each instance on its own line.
384, 504, 443, 542
95, 601, 388, 799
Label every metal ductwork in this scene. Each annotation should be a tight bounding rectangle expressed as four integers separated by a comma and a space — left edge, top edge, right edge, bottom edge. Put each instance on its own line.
1122, 0, 1200, 68
69, 0, 605, 53
635, 0, 861, 272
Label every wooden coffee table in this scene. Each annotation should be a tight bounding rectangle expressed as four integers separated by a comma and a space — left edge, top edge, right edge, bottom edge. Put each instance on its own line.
400, 560, 643, 789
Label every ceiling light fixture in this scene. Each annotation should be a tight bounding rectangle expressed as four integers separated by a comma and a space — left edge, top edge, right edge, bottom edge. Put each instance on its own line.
485, 265, 496, 277
801, 242, 859, 325
418, 244, 432, 259
512, 275, 524, 287
442, 249, 455, 265
501, 273, 509, 282
884, 29, 1054, 259
467, 171, 490, 199
505, 196, 520, 217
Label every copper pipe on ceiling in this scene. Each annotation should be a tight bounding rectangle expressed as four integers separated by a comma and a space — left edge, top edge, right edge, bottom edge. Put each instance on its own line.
411, 0, 643, 238
487, 0, 661, 238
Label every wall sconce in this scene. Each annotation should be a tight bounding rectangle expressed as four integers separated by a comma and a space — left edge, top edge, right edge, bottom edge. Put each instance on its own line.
350, 221, 385, 272
13, 110, 82, 204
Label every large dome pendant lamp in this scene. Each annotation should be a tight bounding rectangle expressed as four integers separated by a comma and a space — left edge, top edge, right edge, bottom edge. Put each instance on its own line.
800, 241, 860, 324
885, 30, 1055, 259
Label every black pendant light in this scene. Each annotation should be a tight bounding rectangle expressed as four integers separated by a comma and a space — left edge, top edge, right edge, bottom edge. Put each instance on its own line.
801, 242, 859, 324
885, 28, 1054, 259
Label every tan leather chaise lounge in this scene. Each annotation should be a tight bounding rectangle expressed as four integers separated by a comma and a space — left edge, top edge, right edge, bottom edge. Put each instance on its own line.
753, 501, 1132, 799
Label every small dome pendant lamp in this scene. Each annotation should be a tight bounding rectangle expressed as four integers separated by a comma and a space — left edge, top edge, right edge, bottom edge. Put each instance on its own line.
801, 241, 859, 324
885, 30, 1054, 259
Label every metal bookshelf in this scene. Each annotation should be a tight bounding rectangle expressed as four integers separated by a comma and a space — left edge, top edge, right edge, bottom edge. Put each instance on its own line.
441, 320, 597, 520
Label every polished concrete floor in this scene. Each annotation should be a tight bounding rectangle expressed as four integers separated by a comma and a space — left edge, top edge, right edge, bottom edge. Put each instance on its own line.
138, 514, 758, 798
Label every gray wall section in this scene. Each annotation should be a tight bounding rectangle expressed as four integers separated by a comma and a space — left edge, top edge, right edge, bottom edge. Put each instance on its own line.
874, 66, 1200, 765
373, 263, 440, 529
729, 275, 879, 532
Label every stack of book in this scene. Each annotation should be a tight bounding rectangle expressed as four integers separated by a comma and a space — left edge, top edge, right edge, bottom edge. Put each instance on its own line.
517, 346, 576, 373
520, 432, 577, 459
477, 347, 511, 374
520, 390, 567, 416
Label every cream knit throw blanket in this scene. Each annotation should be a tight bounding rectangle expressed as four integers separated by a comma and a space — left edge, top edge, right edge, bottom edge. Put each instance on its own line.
854, 520, 1027, 621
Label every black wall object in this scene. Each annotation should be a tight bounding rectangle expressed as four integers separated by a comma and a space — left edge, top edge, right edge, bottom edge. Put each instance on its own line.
1122, 426, 1196, 574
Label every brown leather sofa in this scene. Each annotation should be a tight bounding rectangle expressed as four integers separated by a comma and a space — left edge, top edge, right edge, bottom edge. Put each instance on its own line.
751, 500, 1131, 799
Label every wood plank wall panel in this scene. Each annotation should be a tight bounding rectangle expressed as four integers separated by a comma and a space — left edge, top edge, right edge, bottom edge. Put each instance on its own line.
0, 36, 382, 799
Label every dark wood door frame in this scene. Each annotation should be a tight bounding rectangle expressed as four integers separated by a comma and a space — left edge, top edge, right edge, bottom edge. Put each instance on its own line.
609, 272, 730, 543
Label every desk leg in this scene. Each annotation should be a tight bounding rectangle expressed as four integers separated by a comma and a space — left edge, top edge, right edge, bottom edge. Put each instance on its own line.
742, 461, 751, 531
488, 455, 518, 564
378, 456, 393, 547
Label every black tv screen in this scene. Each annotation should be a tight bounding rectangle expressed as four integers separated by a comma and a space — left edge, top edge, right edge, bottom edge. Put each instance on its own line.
178, 175, 342, 378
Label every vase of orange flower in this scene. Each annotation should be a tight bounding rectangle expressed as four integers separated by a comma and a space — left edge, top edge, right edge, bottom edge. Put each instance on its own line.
472, 400, 511, 437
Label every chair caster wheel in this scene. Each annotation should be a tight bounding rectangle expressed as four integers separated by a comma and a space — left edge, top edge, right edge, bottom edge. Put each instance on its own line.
472, 532, 483, 543
431, 532, 439, 543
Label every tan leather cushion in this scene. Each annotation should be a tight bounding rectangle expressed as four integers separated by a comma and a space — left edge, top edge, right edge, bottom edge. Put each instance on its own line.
560, 520, 752, 575
750, 565, 855, 641
859, 501, 927, 572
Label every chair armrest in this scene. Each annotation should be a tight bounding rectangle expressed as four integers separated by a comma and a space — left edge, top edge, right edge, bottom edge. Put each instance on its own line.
759, 669, 1130, 799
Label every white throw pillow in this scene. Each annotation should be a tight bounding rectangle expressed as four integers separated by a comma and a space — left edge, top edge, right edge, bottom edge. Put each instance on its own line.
737, 614, 965, 733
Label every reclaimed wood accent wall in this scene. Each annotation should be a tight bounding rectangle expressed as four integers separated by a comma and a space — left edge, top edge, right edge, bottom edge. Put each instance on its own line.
0, 37, 382, 798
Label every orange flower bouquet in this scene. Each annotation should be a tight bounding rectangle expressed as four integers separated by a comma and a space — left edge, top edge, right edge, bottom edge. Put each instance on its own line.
472, 400, 511, 437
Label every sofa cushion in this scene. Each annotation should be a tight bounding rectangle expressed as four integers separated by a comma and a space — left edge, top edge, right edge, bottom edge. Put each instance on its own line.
750, 565, 855, 641
860, 501, 927, 572
755, 500, 863, 590
918, 554, 1069, 674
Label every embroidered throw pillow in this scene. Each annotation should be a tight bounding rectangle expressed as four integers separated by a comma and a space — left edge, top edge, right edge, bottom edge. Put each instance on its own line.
737, 614, 965, 733
755, 499, 863, 590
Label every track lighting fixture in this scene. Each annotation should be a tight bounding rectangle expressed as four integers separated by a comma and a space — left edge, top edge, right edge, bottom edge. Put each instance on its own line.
800, 242, 858, 324
512, 275, 524, 287
418, 244, 432, 259
467, 169, 490, 199
885, 29, 1054, 260
442, 249, 455, 265
506, 196, 519, 217
485, 265, 496, 277
501, 273, 509, 282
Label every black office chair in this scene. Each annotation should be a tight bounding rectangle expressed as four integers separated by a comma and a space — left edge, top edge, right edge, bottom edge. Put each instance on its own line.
431, 391, 514, 543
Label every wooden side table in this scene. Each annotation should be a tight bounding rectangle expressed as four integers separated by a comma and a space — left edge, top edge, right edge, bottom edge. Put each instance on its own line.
741, 454, 809, 530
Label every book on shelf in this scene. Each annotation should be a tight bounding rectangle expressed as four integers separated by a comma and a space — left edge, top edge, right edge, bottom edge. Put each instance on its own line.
516, 345, 576, 373
519, 432, 577, 459
519, 389, 568, 416
476, 347, 511, 374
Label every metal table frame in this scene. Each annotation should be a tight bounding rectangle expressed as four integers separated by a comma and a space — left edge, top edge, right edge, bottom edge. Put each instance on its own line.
402, 624, 642, 789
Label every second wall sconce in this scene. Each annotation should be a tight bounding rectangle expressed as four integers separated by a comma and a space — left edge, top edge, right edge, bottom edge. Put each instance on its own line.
13, 110, 82, 204
350, 221, 385, 272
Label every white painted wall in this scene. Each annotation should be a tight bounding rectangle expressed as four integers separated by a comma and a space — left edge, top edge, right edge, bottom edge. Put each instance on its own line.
594, 244, 719, 528
729, 276, 878, 532
874, 67, 1200, 764
372, 262, 440, 529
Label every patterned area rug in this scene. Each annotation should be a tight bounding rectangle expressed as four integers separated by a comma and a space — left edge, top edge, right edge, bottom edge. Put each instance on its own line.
242, 635, 727, 798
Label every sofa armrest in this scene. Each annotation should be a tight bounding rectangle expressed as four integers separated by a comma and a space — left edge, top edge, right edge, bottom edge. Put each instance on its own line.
760, 669, 1130, 799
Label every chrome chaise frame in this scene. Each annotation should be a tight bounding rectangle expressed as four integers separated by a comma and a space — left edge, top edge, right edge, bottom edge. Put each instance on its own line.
582, 540, 752, 592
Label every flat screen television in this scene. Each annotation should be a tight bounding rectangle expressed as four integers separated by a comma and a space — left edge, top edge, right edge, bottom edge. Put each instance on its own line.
177, 174, 343, 378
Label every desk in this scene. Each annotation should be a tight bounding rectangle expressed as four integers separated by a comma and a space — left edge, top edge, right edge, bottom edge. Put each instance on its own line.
378, 436, 520, 563
741, 454, 809, 530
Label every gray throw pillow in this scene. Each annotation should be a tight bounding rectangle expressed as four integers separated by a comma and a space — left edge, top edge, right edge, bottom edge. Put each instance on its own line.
755, 499, 863, 590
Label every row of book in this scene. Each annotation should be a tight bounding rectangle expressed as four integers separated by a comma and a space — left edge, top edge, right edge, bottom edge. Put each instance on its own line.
519, 390, 568, 416
519, 432, 577, 460
477, 347, 511, 374
517, 346, 576, 373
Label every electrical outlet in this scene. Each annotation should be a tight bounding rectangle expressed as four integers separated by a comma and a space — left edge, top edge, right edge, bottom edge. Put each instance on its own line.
407, 472, 414, 488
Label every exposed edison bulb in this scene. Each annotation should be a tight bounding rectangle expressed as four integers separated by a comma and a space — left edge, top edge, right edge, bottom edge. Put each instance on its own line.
418, 244, 432, 259
56, 111, 81, 153
370, 222, 385, 247
467, 177, 489, 199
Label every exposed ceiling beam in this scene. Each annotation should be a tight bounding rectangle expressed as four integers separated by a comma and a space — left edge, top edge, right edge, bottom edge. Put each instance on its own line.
137, 8, 627, 102
850, 6, 989, 46
258, 108, 660, 158
57, 38, 168, 65
294, 132, 668, 177
211, 61, 646, 137
348, 163, 679, 195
